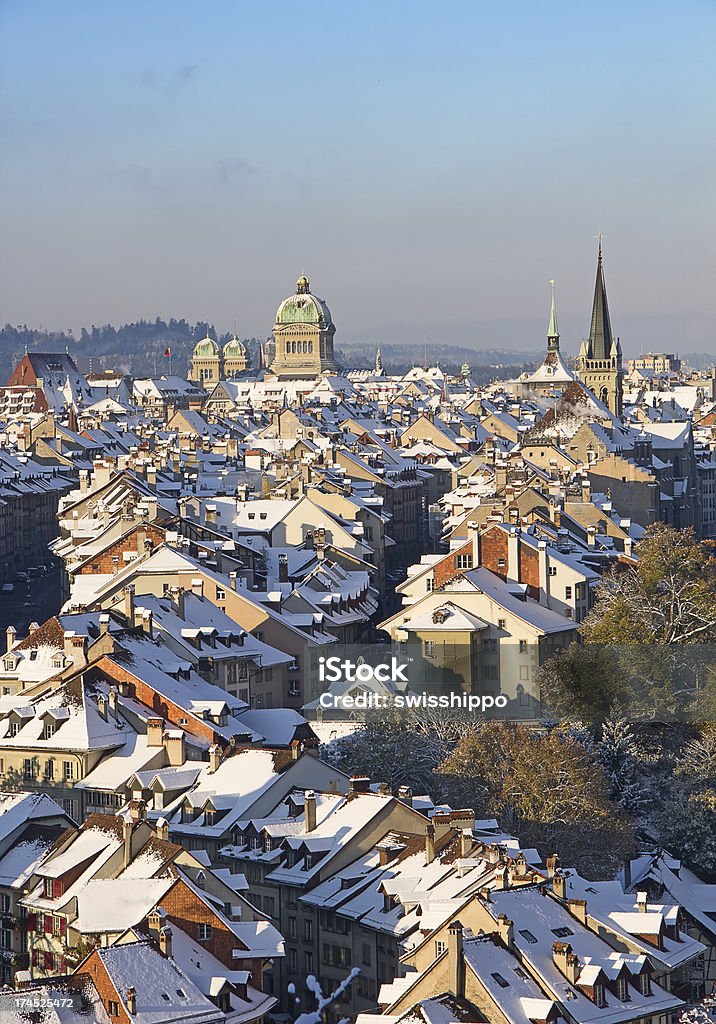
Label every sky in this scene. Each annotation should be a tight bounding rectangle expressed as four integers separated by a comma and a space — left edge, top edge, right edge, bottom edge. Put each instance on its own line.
1, 0, 714, 355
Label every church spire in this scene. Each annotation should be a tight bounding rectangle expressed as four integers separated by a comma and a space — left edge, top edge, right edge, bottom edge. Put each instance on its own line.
588, 238, 614, 360
547, 279, 559, 352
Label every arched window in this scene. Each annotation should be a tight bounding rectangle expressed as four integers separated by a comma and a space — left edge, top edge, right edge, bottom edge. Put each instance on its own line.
308, 341, 313, 353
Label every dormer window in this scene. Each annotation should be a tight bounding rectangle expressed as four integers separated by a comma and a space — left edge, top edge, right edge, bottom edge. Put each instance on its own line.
616, 978, 629, 1002
44, 723, 55, 740
639, 974, 652, 996
9, 722, 20, 737
594, 983, 606, 1008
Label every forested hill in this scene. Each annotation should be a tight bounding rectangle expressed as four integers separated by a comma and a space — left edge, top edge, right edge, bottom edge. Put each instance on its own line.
0, 320, 263, 383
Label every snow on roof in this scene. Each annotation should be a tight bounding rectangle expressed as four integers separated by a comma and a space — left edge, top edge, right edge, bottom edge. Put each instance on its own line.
0, 791, 65, 846
95, 940, 223, 1024
75, 877, 174, 933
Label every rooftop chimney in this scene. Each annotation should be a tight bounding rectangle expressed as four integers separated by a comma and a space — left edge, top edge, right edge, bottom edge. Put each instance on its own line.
496, 913, 514, 951
553, 869, 567, 900
208, 744, 222, 774
552, 942, 580, 986
99, 614, 110, 636
447, 921, 465, 998
156, 817, 169, 842
305, 790, 317, 833
636, 891, 648, 913
159, 926, 173, 959
147, 718, 164, 747
425, 823, 436, 865
126, 986, 137, 1015
124, 585, 135, 625
6, 626, 16, 653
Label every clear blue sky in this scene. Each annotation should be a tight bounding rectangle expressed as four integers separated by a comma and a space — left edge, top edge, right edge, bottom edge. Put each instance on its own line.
1, 0, 714, 353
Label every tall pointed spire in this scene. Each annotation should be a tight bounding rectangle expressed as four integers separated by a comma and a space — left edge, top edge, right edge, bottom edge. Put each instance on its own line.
547, 279, 559, 351
588, 240, 613, 360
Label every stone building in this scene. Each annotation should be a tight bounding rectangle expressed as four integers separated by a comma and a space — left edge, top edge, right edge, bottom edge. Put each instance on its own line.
576, 243, 624, 417
269, 274, 339, 378
188, 334, 248, 385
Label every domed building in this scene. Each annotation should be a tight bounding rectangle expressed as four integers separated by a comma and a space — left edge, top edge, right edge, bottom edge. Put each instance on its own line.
188, 334, 221, 385
189, 332, 249, 385
222, 336, 248, 377
269, 274, 339, 378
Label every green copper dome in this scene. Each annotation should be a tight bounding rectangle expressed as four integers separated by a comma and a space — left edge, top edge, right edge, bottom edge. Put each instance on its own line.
193, 335, 219, 357
275, 274, 332, 327
223, 337, 246, 357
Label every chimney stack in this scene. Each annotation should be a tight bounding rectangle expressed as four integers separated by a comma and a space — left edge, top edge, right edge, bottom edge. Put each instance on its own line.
156, 817, 169, 842
278, 553, 289, 583
553, 869, 567, 900
496, 914, 514, 951
147, 718, 164, 747
546, 854, 560, 879
552, 943, 580, 986
191, 578, 204, 599
126, 987, 137, 1015
208, 744, 222, 774
636, 891, 648, 913
304, 790, 317, 833
460, 829, 472, 859
99, 614, 110, 636
159, 926, 173, 959
447, 921, 465, 998
124, 585, 135, 625
425, 823, 436, 865
6, 626, 16, 653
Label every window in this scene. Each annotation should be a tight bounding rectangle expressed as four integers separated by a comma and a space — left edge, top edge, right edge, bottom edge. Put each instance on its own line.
288, 917, 297, 939
426, 578, 433, 592
108, 1001, 119, 1017
361, 942, 371, 965
303, 919, 313, 941
216, 588, 226, 601
519, 929, 538, 944
423, 640, 436, 658
491, 973, 510, 989
435, 940, 446, 957
565, 586, 572, 599
551, 927, 573, 938
198, 923, 212, 941
23, 759, 34, 780
63, 761, 74, 781
639, 974, 651, 996
548, 565, 557, 576
45, 759, 54, 780
44, 723, 55, 740
519, 640, 527, 654
456, 554, 472, 569
617, 977, 629, 1001
305, 951, 314, 974
497, 618, 506, 630
594, 983, 605, 1008
289, 948, 298, 970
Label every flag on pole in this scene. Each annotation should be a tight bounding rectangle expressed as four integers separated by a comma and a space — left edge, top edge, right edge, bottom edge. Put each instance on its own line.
164, 346, 171, 357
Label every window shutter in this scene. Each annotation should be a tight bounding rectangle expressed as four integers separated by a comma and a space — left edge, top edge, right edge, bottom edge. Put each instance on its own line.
44, 914, 52, 934
31, 950, 38, 967
60, 917, 67, 937
27, 912, 37, 931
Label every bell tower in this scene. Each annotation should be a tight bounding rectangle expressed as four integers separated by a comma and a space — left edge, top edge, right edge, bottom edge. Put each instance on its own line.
576, 239, 624, 417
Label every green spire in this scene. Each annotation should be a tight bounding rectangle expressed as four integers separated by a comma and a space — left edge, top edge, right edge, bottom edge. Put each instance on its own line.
547, 279, 559, 351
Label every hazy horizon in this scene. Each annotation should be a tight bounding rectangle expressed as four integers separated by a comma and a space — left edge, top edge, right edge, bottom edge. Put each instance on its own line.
1, 1, 714, 356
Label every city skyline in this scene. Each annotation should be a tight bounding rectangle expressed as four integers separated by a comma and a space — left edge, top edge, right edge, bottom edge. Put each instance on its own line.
1, 1, 714, 353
